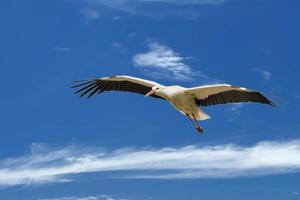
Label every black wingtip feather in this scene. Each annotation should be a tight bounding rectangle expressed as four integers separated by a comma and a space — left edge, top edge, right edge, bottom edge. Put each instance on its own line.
87, 86, 101, 98
196, 90, 278, 108
71, 80, 95, 88
74, 82, 96, 94
72, 79, 91, 83
269, 101, 278, 108
70, 78, 166, 100
79, 84, 99, 98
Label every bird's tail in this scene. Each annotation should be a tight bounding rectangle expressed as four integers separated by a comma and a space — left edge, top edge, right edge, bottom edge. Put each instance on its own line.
196, 109, 210, 121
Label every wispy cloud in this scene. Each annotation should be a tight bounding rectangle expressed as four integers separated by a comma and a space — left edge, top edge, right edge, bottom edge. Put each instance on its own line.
151, 0, 226, 4
133, 42, 201, 80
52, 46, 71, 52
228, 103, 244, 114
253, 67, 272, 81
293, 192, 300, 196
111, 42, 123, 48
1, 140, 300, 186
89, 0, 227, 7
39, 194, 126, 200
227, 103, 244, 123
81, 0, 227, 20
80, 7, 100, 21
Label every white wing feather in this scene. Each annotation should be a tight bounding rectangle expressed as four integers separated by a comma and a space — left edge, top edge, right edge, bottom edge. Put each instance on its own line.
101, 75, 164, 88
187, 84, 248, 99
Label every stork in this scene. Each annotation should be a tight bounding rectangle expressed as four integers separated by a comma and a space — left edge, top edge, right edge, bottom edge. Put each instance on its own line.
71, 75, 275, 133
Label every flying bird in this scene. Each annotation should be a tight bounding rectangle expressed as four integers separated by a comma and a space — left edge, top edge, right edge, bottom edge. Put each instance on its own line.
71, 75, 275, 133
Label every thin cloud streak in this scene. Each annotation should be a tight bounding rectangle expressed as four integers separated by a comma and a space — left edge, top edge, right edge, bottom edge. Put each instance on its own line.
253, 67, 272, 81
82, 0, 228, 20
52, 46, 71, 52
81, 7, 100, 21
106, 0, 226, 5
39, 194, 126, 200
142, 0, 226, 4
133, 42, 201, 80
228, 103, 244, 114
87, 0, 226, 9
1, 140, 300, 186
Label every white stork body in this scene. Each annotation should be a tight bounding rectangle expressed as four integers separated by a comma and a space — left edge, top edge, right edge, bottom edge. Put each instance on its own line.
72, 75, 275, 134
159, 86, 210, 120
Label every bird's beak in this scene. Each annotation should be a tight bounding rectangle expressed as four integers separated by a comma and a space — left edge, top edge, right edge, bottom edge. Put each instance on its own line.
145, 90, 156, 97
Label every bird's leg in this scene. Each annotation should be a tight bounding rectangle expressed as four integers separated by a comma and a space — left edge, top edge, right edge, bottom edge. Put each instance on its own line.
186, 114, 197, 127
192, 113, 204, 134
186, 114, 204, 134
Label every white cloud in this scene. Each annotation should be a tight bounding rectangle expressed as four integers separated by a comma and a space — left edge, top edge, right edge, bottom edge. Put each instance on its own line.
39, 194, 126, 200
141, 0, 226, 4
0, 140, 300, 186
112, 15, 122, 20
1, 140, 300, 186
81, 0, 227, 19
253, 68, 272, 81
127, 32, 136, 38
133, 42, 201, 80
228, 103, 243, 114
87, 0, 226, 8
293, 192, 300, 196
52, 46, 71, 52
112, 42, 122, 48
81, 7, 100, 21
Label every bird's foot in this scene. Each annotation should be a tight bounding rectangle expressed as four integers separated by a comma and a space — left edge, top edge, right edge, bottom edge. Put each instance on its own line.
196, 126, 204, 134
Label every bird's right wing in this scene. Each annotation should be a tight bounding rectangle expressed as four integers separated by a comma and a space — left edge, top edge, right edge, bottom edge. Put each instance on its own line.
186, 84, 275, 107
71, 75, 165, 99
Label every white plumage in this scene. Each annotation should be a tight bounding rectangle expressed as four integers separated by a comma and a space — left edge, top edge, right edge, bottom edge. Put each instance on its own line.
72, 75, 275, 133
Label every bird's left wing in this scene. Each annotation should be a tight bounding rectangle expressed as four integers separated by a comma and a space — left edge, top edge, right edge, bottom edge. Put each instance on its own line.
186, 84, 275, 107
71, 75, 165, 99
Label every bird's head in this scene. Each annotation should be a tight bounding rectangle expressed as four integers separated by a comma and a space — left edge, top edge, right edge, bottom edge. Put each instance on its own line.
145, 85, 164, 97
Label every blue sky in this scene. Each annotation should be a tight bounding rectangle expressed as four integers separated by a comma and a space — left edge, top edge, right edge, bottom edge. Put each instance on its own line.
0, 0, 300, 199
